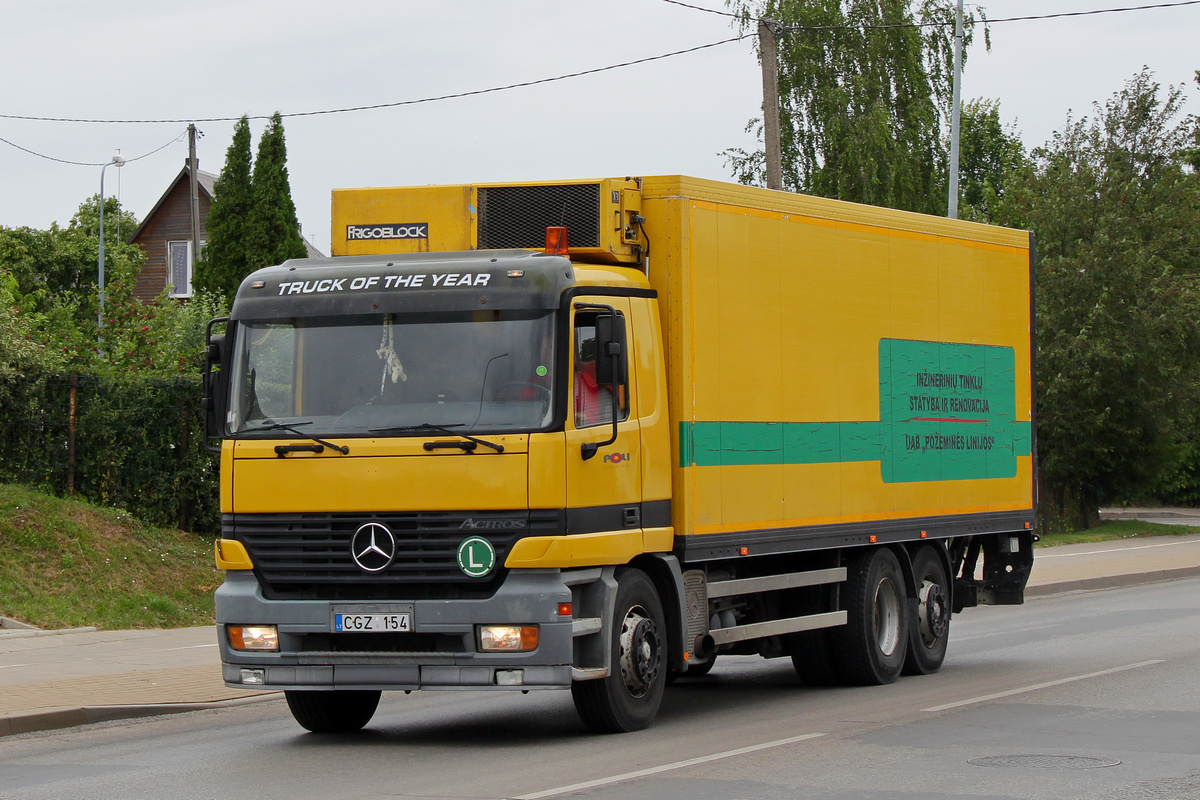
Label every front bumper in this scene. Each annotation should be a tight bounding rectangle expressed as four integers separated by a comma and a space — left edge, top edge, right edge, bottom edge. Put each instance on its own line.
216, 569, 579, 691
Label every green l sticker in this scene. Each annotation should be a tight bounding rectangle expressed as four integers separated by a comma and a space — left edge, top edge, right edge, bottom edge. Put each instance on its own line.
457, 536, 496, 577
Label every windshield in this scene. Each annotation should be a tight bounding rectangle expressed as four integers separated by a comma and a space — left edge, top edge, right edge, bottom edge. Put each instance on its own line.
228, 311, 555, 436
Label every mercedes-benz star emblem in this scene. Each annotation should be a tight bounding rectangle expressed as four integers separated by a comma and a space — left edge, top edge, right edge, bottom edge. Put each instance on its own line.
350, 522, 396, 573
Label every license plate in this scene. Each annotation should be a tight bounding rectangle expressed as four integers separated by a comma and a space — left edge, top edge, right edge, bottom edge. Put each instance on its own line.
333, 613, 411, 633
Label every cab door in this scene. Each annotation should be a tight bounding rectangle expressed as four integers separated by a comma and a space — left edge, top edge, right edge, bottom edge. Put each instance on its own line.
563, 297, 643, 533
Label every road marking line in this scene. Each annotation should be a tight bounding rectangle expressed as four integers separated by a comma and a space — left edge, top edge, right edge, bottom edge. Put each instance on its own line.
512, 732, 826, 800
1037, 539, 1200, 559
922, 660, 1165, 712
165, 644, 218, 651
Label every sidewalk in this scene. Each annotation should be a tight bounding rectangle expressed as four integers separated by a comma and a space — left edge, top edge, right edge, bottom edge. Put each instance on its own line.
5, 533, 1200, 738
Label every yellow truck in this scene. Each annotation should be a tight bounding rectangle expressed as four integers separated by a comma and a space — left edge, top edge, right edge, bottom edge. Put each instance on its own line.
204, 176, 1035, 734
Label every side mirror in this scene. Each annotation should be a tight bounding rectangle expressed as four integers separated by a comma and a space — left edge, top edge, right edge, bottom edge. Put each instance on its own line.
202, 318, 230, 453
595, 313, 628, 387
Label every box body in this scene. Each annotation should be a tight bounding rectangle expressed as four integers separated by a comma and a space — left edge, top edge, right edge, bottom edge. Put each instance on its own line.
636, 176, 1034, 550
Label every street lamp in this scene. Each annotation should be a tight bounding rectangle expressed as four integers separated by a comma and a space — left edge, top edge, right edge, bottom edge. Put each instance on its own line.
97, 154, 125, 357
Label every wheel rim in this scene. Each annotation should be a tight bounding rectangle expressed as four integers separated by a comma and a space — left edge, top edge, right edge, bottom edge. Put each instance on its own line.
917, 578, 948, 647
618, 604, 661, 698
873, 577, 902, 657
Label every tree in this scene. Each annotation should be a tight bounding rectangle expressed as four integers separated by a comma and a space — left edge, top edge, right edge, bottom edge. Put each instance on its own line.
0, 267, 61, 380
993, 70, 1200, 527
0, 196, 143, 319
245, 112, 307, 272
0, 196, 140, 308
194, 116, 254, 303
956, 98, 1028, 222
725, 0, 983, 215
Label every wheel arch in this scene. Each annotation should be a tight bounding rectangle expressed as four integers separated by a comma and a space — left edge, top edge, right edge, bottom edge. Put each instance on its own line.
629, 553, 688, 672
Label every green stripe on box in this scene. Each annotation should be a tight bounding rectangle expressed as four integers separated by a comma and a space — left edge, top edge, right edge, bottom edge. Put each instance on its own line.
679, 419, 1031, 471
680, 421, 881, 467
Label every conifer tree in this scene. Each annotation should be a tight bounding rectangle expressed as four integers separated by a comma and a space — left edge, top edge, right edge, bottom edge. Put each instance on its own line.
245, 112, 307, 271
194, 116, 253, 303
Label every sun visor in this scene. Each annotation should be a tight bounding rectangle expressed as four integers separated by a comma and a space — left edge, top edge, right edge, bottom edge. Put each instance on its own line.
230, 250, 574, 320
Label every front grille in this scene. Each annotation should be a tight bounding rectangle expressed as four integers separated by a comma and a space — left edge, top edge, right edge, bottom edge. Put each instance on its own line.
227, 510, 563, 601
478, 184, 601, 249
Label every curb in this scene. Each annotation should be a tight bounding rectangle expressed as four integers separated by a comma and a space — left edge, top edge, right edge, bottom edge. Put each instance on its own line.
0, 626, 99, 639
1025, 565, 1200, 598
0, 692, 281, 738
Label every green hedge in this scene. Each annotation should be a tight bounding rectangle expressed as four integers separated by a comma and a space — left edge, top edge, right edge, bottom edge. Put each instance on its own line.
0, 373, 218, 533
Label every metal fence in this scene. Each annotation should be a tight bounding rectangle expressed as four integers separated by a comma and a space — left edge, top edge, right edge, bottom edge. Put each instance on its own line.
0, 373, 219, 534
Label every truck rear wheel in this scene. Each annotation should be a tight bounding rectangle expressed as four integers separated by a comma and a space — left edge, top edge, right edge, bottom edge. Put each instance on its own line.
285, 689, 381, 733
831, 548, 908, 685
902, 545, 951, 675
571, 568, 666, 733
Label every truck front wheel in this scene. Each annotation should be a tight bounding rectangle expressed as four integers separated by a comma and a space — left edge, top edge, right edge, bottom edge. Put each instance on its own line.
285, 689, 381, 733
902, 545, 951, 675
832, 548, 908, 685
571, 568, 667, 733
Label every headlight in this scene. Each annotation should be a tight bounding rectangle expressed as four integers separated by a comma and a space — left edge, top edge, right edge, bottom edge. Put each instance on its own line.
479, 625, 539, 652
228, 625, 279, 652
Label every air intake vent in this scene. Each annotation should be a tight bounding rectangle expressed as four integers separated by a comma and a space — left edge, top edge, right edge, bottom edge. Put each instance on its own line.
478, 184, 601, 249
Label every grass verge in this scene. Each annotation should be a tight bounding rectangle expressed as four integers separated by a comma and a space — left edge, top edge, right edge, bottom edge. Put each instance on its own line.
1037, 519, 1200, 547
0, 483, 219, 630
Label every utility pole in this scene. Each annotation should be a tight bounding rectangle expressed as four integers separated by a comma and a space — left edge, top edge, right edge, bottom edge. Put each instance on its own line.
97, 154, 125, 357
188, 124, 202, 280
947, 0, 964, 218
759, 19, 784, 191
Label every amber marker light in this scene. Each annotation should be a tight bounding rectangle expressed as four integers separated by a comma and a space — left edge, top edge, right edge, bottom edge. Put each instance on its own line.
228, 625, 279, 652
545, 226, 569, 255
739, 547, 749, 556
479, 625, 540, 652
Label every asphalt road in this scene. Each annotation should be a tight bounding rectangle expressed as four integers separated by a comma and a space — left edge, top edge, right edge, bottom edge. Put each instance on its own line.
3, 578, 1199, 800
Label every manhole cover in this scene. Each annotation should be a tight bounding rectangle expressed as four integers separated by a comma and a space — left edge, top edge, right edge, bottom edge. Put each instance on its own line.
968, 755, 1122, 770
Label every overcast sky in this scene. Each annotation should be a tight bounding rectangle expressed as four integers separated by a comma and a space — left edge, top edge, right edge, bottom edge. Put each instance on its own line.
2, 0, 1197, 256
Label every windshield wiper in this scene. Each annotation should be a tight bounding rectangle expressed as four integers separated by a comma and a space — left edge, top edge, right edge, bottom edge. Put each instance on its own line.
370, 422, 504, 454
242, 420, 350, 456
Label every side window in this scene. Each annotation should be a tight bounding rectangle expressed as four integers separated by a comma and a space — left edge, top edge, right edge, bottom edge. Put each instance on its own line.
574, 311, 629, 428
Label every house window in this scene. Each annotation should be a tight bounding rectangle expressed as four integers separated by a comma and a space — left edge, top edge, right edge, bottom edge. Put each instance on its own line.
167, 240, 202, 298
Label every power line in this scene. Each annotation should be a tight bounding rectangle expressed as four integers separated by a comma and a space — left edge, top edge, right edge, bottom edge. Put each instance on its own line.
0, 36, 752, 126
3, 0, 1197, 129
0, 129, 186, 166
659, 0, 742, 20
659, 0, 1200, 30
785, 0, 1200, 31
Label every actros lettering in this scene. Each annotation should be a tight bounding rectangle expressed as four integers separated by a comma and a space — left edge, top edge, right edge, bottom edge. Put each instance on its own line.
460, 519, 526, 530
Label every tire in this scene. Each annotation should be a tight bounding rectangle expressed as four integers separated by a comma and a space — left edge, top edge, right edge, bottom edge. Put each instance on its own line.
903, 545, 951, 676
572, 569, 667, 732
285, 690, 381, 733
831, 548, 909, 685
789, 629, 841, 686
